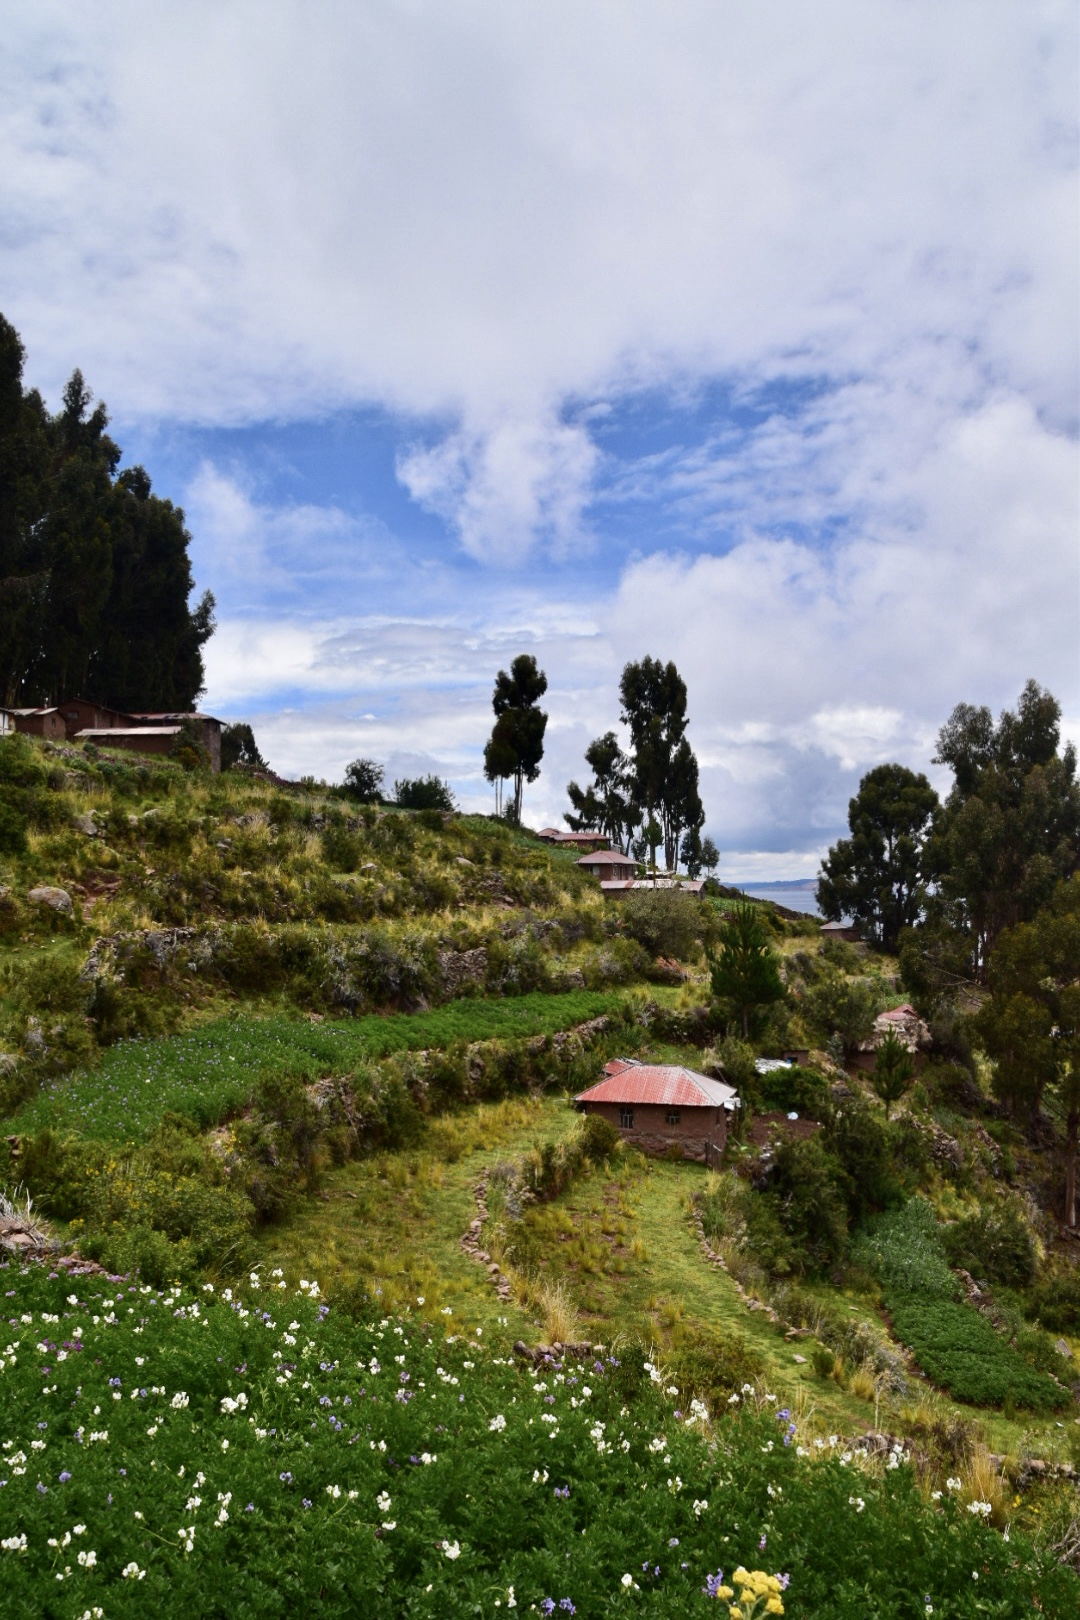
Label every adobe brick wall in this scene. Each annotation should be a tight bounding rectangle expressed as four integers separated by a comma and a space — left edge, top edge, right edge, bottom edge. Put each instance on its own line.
579, 1098, 727, 1162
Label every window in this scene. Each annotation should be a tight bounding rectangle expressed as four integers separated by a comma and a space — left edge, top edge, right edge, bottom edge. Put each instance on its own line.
620, 1106, 634, 1130
665, 1109, 681, 1126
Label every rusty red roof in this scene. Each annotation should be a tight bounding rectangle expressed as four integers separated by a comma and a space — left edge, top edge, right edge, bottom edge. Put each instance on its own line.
576, 1059, 738, 1111
577, 850, 637, 866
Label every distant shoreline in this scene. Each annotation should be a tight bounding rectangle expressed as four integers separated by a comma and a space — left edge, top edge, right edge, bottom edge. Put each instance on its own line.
727, 878, 820, 917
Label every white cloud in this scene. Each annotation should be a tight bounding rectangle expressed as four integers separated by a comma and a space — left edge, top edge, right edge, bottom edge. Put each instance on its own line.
2, 1, 1075, 562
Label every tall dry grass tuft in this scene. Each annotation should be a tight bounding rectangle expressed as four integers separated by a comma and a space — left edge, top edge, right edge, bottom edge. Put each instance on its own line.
521, 1276, 579, 1344
963, 1443, 1009, 1528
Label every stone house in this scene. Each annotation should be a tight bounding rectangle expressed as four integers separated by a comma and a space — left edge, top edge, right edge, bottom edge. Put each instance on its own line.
575, 1058, 739, 1163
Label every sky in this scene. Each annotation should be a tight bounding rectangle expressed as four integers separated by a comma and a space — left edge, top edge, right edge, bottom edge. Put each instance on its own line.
3, 1, 1077, 879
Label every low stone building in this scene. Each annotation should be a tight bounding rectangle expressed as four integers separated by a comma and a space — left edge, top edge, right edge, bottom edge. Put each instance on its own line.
854, 1002, 932, 1073
575, 1058, 739, 1163
8, 699, 223, 771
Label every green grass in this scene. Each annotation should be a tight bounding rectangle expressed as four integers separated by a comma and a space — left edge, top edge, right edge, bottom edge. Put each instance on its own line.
6, 990, 622, 1141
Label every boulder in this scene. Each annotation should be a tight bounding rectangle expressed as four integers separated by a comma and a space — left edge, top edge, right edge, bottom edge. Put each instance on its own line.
72, 811, 100, 836
1055, 1338, 1072, 1359
28, 885, 73, 914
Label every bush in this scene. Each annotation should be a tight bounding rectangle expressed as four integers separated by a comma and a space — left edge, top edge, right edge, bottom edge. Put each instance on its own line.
1027, 1267, 1080, 1333
620, 888, 702, 959
342, 757, 384, 802
804, 975, 880, 1057
394, 774, 456, 811
666, 1320, 766, 1403
943, 1204, 1038, 1290
826, 1100, 900, 1219
580, 1112, 620, 1161
767, 1136, 850, 1276
0, 796, 28, 854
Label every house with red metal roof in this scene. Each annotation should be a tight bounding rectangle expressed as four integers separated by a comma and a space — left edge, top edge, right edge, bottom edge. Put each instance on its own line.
575, 1058, 739, 1163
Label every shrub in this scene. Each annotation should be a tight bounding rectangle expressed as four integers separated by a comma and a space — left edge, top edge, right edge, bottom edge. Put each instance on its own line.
394, 774, 456, 811
943, 1204, 1038, 1290
342, 757, 384, 802
767, 1136, 850, 1276
804, 975, 880, 1057
666, 1320, 766, 1403
826, 1100, 900, 1219
0, 797, 28, 854
620, 888, 702, 959
1027, 1267, 1080, 1333
321, 822, 367, 872
580, 1112, 620, 1161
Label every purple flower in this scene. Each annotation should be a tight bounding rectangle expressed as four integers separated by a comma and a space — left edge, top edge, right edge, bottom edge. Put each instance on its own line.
554, 1486, 570, 1499
541, 1602, 555, 1617
779, 1575, 791, 1591
668, 1538, 679, 1548
759, 1534, 767, 1551
36, 1482, 47, 1495
399, 1371, 410, 1383
559, 1604, 576, 1616
58, 1471, 71, 1483
280, 1472, 293, 1484
319, 1396, 332, 1407
37, 1422, 47, 1431
302, 1498, 312, 1510
776, 1408, 791, 1421
704, 1571, 726, 1599
245, 1503, 255, 1513
108, 1377, 121, 1388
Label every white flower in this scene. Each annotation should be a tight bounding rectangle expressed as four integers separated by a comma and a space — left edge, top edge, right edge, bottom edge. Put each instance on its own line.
441, 1539, 461, 1560
648, 1437, 667, 1453
967, 1500, 992, 1517
667, 1476, 682, 1495
1, 1534, 27, 1553
489, 1413, 506, 1432
326, 1484, 341, 1499
121, 1562, 146, 1580
77, 1549, 97, 1568
849, 1496, 865, 1513
621, 1574, 635, 1589
946, 1477, 962, 1492
170, 1392, 189, 1409
507, 1587, 516, 1608
220, 1438, 229, 1452
377, 1492, 392, 1513
381, 1521, 396, 1531
419, 1452, 436, 1465
532, 1469, 549, 1484
692, 1499, 708, 1517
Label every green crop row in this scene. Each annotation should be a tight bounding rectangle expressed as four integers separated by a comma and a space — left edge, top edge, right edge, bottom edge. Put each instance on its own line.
0, 1263, 1073, 1618
858, 1201, 1069, 1411
6, 990, 623, 1142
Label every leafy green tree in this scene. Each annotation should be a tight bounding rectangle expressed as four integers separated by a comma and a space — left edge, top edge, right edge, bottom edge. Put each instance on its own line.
566, 730, 638, 852
707, 903, 785, 1037
342, 759, 384, 802
680, 824, 704, 877
221, 723, 267, 772
394, 774, 456, 811
870, 1028, 916, 1120
618, 656, 703, 870
923, 680, 1080, 982
804, 975, 880, 1060
975, 874, 1080, 1219
700, 836, 720, 878
483, 654, 547, 824
817, 763, 938, 952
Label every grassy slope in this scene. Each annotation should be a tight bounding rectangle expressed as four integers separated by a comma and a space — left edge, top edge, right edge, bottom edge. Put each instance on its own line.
7, 990, 621, 1140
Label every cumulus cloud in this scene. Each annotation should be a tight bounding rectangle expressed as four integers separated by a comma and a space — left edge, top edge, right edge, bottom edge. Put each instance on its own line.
2, 1, 1075, 563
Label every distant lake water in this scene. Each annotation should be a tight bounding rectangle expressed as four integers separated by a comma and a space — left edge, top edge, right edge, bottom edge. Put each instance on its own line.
731, 880, 821, 917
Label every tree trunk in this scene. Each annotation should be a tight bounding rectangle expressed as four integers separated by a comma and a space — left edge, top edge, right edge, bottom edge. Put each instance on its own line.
1066, 1107, 1078, 1229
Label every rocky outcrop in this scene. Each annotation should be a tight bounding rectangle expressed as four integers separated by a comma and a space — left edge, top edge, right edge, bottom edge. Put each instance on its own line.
438, 947, 489, 997
28, 885, 73, 914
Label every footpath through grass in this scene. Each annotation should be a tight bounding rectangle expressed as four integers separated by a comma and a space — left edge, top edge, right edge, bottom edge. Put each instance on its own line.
1, 1262, 1075, 1618
6, 990, 621, 1142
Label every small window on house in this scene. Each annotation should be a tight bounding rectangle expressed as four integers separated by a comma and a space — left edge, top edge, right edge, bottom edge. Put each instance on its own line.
620, 1106, 634, 1130
665, 1109, 680, 1126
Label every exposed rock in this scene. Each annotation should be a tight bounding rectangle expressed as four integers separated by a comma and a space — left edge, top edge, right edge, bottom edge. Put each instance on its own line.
792, 1354, 808, 1364
72, 811, 100, 836
1056, 1338, 1072, 1359
438, 947, 488, 997
23, 1019, 47, 1055
28, 885, 73, 914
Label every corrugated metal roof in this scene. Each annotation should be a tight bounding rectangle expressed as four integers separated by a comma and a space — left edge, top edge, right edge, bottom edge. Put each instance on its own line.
577, 850, 637, 866
576, 1060, 739, 1111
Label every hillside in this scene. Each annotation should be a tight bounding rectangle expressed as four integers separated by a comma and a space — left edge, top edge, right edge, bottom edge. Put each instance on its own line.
1, 731, 1079, 1615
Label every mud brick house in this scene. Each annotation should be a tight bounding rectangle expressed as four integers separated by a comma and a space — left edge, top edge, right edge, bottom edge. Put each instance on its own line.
537, 828, 611, 851
575, 849, 639, 883
854, 1002, 931, 1074
575, 1058, 739, 1163
9, 700, 222, 771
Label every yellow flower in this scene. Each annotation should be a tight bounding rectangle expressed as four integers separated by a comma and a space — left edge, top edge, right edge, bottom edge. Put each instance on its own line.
716, 1587, 734, 1601
728, 1608, 743, 1620
766, 1601, 784, 1616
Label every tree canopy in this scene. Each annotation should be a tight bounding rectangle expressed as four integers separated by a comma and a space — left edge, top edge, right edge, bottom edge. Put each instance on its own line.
0, 313, 214, 710
707, 902, 785, 1038
483, 655, 548, 823
817, 763, 939, 952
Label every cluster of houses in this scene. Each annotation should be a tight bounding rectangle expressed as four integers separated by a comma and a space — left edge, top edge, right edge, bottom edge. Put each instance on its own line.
536, 827, 705, 894
1, 699, 223, 772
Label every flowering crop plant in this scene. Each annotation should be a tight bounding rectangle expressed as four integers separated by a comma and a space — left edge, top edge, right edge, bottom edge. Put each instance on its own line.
0, 1261, 1075, 1618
